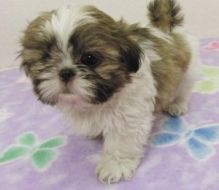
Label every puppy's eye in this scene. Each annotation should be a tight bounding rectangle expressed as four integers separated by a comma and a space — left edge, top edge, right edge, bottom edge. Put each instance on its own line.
81, 53, 99, 66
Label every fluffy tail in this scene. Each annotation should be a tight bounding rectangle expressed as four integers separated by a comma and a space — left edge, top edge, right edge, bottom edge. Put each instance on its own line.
148, 0, 184, 32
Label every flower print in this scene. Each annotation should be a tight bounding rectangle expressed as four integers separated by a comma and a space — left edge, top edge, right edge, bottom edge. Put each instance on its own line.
0, 132, 67, 171
205, 41, 219, 52
194, 65, 219, 94
149, 117, 219, 161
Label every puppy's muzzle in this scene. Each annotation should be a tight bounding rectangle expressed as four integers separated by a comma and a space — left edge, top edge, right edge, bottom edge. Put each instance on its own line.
59, 68, 76, 82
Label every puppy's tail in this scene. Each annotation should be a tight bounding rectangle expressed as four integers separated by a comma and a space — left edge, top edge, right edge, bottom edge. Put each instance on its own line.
147, 0, 184, 32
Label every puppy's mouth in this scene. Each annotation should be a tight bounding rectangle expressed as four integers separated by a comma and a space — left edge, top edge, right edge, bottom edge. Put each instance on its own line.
57, 84, 91, 108
57, 93, 92, 110
35, 72, 93, 107
58, 93, 82, 104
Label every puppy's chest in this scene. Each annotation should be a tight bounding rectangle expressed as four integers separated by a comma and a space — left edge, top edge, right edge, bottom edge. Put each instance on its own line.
73, 107, 119, 127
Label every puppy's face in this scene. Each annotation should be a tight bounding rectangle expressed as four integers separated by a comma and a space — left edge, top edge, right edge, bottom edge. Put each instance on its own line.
20, 6, 141, 107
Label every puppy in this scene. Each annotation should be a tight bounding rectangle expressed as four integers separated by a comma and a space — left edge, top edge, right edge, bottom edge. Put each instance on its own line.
20, 0, 198, 184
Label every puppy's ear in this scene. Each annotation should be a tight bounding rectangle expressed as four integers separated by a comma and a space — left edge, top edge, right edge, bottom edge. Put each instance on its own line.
120, 39, 141, 73
19, 11, 53, 76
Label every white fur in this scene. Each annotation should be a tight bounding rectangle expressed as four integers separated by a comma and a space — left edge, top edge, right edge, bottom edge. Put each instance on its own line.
44, 6, 96, 54
140, 40, 161, 62
58, 51, 156, 183
38, 70, 63, 103
148, 27, 173, 44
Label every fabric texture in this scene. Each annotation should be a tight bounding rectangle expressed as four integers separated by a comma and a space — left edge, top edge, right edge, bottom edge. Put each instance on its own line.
0, 39, 219, 190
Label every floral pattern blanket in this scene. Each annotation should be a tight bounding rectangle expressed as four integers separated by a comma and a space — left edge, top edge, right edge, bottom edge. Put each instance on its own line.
0, 39, 219, 190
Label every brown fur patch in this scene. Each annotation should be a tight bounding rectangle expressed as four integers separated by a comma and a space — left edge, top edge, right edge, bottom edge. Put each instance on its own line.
20, 11, 55, 77
148, 0, 184, 32
122, 19, 191, 112
146, 33, 191, 112
68, 11, 142, 103
22, 12, 53, 49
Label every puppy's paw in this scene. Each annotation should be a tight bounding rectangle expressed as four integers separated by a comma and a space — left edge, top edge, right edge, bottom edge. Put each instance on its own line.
166, 102, 188, 116
96, 155, 139, 184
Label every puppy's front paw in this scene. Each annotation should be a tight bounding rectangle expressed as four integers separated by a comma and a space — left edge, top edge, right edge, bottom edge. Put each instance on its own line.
166, 102, 188, 116
96, 155, 139, 184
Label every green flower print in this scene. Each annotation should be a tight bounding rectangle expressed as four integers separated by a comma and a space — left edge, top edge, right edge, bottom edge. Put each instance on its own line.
194, 66, 219, 94
0, 132, 67, 172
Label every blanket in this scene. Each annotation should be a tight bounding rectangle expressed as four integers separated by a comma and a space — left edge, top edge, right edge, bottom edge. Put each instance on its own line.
0, 39, 219, 190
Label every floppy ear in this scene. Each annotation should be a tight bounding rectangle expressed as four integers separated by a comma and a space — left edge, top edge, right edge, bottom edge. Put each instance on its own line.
19, 11, 53, 76
120, 39, 142, 73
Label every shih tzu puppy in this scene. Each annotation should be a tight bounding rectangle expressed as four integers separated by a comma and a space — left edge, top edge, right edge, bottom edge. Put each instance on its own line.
20, 0, 198, 184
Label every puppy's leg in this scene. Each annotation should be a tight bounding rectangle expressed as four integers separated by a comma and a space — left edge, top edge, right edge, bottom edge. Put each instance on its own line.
165, 30, 200, 117
154, 71, 192, 116
166, 58, 199, 116
96, 114, 152, 184
166, 81, 192, 116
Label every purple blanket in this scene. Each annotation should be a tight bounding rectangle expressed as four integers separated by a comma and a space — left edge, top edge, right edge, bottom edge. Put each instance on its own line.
0, 39, 219, 190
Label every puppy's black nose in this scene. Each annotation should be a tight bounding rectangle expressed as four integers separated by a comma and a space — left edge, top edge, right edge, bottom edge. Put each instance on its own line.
59, 68, 75, 82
